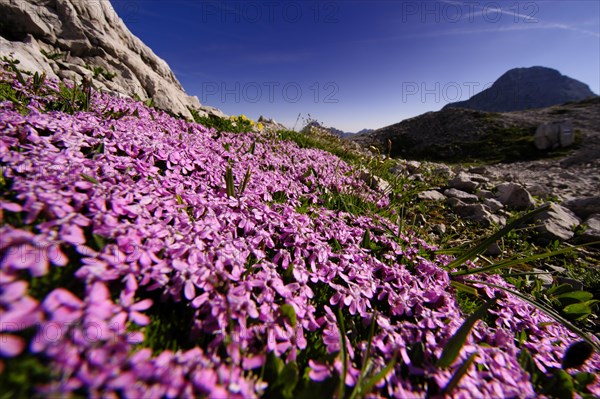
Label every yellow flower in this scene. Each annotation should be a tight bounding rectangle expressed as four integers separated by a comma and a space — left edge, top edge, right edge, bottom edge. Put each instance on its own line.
239, 114, 248, 121
257, 122, 264, 130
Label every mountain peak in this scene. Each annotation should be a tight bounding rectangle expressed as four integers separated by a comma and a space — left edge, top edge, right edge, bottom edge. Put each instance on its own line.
444, 66, 597, 112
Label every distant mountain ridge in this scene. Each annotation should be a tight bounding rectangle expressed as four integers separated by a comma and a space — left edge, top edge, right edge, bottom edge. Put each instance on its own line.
444, 66, 597, 112
303, 121, 373, 138
353, 97, 600, 164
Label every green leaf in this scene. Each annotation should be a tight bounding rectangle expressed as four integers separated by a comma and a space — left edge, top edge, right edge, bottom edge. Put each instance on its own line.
547, 283, 576, 296
562, 302, 594, 320
225, 166, 235, 198
438, 297, 497, 368
361, 229, 371, 249
278, 361, 299, 399
358, 352, 397, 395
544, 369, 574, 399
555, 291, 594, 304
80, 173, 99, 184
336, 307, 348, 399
573, 372, 596, 388
349, 310, 378, 399
442, 351, 478, 395
239, 167, 251, 196
518, 348, 542, 386
175, 194, 184, 205
445, 205, 550, 271
249, 140, 256, 155
450, 280, 479, 297
451, 245, 583, 277
280, 304, 297, 328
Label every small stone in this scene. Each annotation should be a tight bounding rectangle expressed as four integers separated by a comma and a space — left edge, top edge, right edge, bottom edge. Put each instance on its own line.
534, 203, 581, 241
468, 166, 488, 175
526, 183, 552, 199
485, 243, 502, 256
444, 188, 479, 204
495, 183, 536, 210
449, 172, 479, 192
563, 197, 600, 219
470, 175, 490, 183
483, 198, 504, 213
432, 224, 447, 235
447, 198, 466, 209
418, 190, 446, 201
532, 268, 554, 286
581, 214, 600, 242
476, 190, 495, 200
406, 160, 421, 173
453, 203, 506, 227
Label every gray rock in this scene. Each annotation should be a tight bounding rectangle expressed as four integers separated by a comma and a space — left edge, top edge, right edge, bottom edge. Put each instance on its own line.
483, 198, 504, 213
476, 190, 495, 200
418, 190, 447, 201
0, 0, 222, 119
470, 175, 490, 184
432, 224, 447, 235
432, 164, 452, 178
258, 115, 287, 132
447, 198, 466, 209
449, 172, 479, 192
534, 120, 574, 150
563, 197, 600, 219
581, 214, 600, 242
495, 183, 536, 210
534, 203, 581, 241
532, 268, 554, 286
485, 243, 503, 256
556, 277, 584, 291
444, 188, 479, 204
525, 183, 552, 199
406, 160, 422, 174
359, 169, 391, 193
453, 203, 506, 227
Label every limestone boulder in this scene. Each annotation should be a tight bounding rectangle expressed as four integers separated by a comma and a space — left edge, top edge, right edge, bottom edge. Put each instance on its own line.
534, 203, 581, 241
0, 0, 222, 119
563, 197, 600, 219
495, 183, 536, 210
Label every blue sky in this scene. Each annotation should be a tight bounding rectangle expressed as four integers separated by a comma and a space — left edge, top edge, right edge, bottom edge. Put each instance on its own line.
110, 0, 600, 132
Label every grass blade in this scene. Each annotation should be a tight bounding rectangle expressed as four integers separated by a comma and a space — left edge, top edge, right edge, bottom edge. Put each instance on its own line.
438, 297, 497, 368
445, 205, 550, 271
336, 307, 348, 399
358, 352, 397, 395
349, 310, 378, 399
225, 166, 235, 198
239, 167, 251, 196
442, 351, 478, 395
464, 280, 600, 353
450, 280, 479, 296
451, 244, 589, 277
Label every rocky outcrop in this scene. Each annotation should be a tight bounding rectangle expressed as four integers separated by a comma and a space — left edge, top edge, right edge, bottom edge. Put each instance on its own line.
444, 66, 597, 112
495, 183, 536, 210
534, 203, 581, 241
563, 197, 600, 219
352, 97, 600, 164
0, 0, 221, 119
